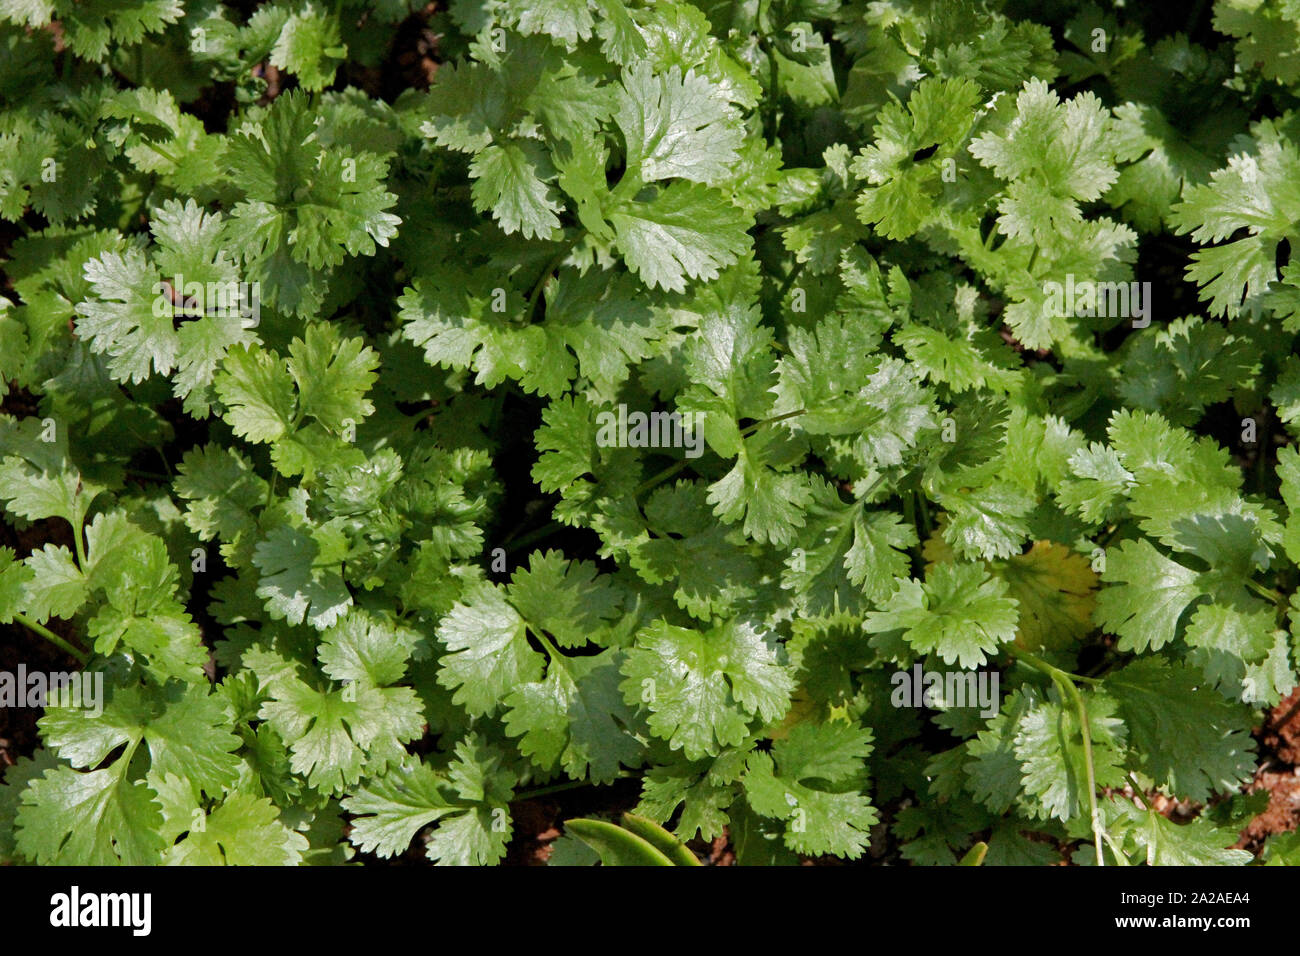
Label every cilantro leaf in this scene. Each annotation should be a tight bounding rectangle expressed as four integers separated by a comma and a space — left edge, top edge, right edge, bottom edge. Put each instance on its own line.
620, 619, 794, 760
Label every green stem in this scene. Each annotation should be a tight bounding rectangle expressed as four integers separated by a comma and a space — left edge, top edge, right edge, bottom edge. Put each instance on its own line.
1253, 412, 1271, 494
15, 613, 89, 664
1247, 577, 1286, 607
126, 469, 172, 482
630, 409, 808, 498
535, 631, 567, 674
1126, 772, 1148, 810
142, 140, 182, 166
525, 235, 583, 323
633, 457, 694, 498
514, 779, 596, 801
1101, 827, 1131, 866
1014, 649, 1106, 866
1070, 682, 1104, 867
71, 506, 88, 570
502, 520, 564, 555
916, 491, 933, 539
745, 409, 807, 431
1012, 650, 1099, 686
776, 259, 806, 304
983, 225, 995, 250
515, 770, 639, 802
762, 38, 781, 139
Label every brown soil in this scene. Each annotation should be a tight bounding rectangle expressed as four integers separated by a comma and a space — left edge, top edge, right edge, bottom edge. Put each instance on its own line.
1236, 687, 1300, 851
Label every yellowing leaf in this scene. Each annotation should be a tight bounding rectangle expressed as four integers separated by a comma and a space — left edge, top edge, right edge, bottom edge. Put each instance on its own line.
995, 541, 1097, 651
921, 520, 955, 568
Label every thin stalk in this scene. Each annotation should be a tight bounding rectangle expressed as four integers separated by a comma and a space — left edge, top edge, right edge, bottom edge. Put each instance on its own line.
534, 631, 567, 675
903, 490, 917, 539
142, 140, 183, 166
71, 508, 87, 570
1015, 649, 1105, 866
502, 520, 563, 555
1101, 827, 1131, 866
916, 491, 933, 539
155, 445, 174, 477
1065, 674, 1104, 867
515, 770, 638, 802
1253, 413, 1271, 494
15, 613, 89, 664
631, 408, 808, 498
514, 779, 591, 801
764, 40, 781, 139
746, 409, 807, 430
633, 457, 694, 497
525, 234, 583, 323
775, 259, 806, 304
1012, 650, 1099, 687
1126, 772, 1149, 810
1246, 577, 1286, 607
126, 469, 172, 482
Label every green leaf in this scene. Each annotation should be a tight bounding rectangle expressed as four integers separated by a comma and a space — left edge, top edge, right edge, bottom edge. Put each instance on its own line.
1015, 691, 1127, 821
269, 2, 346, 92
1170, 120, 1300, 316
0, 416, 102, 527
615, 63, 744, 187
503, 651, 642, 783
1106, 658, 1255, 801
469, 141, 564, 240
1111, 800, 1253, 866
40, 683, 242, 797
253, 523, 353, 630
342, 759, 457, 858
863, 562, 1019, 669
436, 579, 545, 716
16, 765, 165, 866
970, 79, 1118, 248
620, 619, 794, 760
1094, 538, 1202, 652
742, 722, 878, 858
286, 324, 379, 434
854, 77, 982, 239
215, 344, 296, 444
259, 674, 423, 794
165, 793, 309, 865
609, 182, 750, 292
